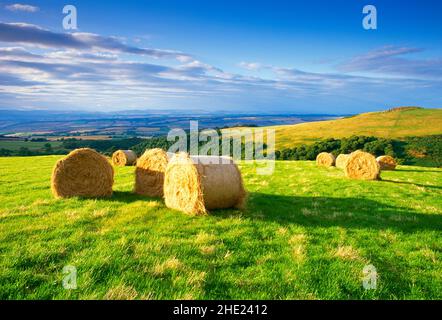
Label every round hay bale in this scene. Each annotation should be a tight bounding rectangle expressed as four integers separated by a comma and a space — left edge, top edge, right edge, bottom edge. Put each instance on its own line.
344, 150, 380, 180
51, 148, 114, 198
163, 152, 246, 215
376, 155, 397, 170
316, 152, 336, 167
336, 154, 350, 169
135, 148, 170, 197
112, 150, 137, 166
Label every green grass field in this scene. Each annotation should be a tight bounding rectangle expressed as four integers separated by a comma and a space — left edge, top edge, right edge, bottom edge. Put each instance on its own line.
0, 156, 441, 299
251, 107, 442, 148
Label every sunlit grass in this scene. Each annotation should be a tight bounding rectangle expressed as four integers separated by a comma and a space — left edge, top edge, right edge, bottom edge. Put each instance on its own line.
260, 108, 442, 148
0, 156, 441, 299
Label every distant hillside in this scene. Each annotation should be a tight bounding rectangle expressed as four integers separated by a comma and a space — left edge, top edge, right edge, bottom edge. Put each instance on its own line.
268, 107, 442, 148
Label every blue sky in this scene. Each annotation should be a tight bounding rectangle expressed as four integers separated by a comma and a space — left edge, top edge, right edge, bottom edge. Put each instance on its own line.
0, 0, 441, 113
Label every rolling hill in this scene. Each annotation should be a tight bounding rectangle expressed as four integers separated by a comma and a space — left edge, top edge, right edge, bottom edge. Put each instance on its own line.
262, 107, 442, 149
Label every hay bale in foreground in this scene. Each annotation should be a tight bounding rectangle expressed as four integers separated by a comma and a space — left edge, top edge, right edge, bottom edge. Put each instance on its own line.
316, 152, 336, 167
164, 153, 246, 215
344, 150, 380, 180
51, 148, 114, 198
376, 155, 397, 170
336, 154, 350, 169
135, 148, 170, 197
112, 150, 137, 166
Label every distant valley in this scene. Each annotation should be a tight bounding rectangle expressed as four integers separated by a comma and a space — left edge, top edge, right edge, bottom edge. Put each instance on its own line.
0, 110, 340, 139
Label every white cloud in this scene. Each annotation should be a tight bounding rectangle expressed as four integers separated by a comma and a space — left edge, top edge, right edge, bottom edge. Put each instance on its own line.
238, 61, 263, 71
0, 22, 193, 61
0, 23, 440, 111
339, 46, 442, 80
5, 3, 39, 12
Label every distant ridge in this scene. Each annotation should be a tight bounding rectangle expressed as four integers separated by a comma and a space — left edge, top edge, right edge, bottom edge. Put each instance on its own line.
263, 107, 442, 148
384, 106, 423, 112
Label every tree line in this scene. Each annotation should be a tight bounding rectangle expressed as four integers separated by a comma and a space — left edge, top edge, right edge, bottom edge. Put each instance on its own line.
1, 134, 441, 167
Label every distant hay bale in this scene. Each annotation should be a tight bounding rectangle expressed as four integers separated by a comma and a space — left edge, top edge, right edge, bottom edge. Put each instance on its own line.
51, 148, 114, 198
336, 154, 350, 169
112, 150, 137, 166
376, 155, 397, 170
344, 150, 380, 180
135, 148, 170, 197
316, 152, 336, 167
164, 153, 246, 215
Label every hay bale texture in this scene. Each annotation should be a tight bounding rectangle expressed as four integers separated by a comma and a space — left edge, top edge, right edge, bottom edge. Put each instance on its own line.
316, 152, 336, 167
51, 148, 114, 198
112, 150, 137, 166
344, 150, 380, 180
135, 148, 170, 197
376, 155, 397, 170
336, 154, 350, 169
163, 153, 246, 215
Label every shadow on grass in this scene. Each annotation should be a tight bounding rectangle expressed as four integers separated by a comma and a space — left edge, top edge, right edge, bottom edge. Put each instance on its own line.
396, 168, 441, 173
382, 179, 442, 190
108, 191, 162, 203
211, 192, 442, 233
100, 191, 442, 233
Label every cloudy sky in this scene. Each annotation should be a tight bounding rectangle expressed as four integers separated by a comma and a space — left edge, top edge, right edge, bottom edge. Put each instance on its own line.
0, 0, 441, 113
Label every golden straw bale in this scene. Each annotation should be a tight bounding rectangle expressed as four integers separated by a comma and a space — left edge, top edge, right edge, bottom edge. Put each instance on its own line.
336, 154, 350, 169
112, 150, 137, 166
163, 153, 246, 215
344, 150, 380, 180
51, 148, 114, 198
135, 148, 170, 197
376, 155, 397, 170
316, 152, 336, 167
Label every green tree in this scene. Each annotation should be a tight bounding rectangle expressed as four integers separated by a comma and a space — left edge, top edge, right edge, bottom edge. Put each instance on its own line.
0, 148, 12, 156
18, 147, 33, 156
44, 143, 53, 153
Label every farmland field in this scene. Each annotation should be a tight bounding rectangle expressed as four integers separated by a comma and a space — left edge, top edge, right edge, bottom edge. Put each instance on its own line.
0, 141, 62, 151
0, 156, 441, 299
